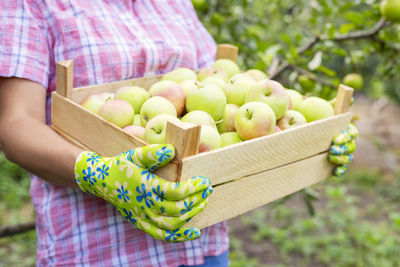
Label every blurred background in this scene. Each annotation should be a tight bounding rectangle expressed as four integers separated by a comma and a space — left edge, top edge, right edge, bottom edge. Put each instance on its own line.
1, 0, 399, 266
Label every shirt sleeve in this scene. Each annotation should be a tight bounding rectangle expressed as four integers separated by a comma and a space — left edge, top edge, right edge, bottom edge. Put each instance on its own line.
0, 0, 51, 89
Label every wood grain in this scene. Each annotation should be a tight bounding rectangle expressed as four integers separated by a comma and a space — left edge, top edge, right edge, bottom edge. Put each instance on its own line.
52, 92, 149, 155
215, 44, 239, 62
179, 113, 352, 185
56, 60, 74, 99
187, 152, 334, 229
335, 84, 354, 115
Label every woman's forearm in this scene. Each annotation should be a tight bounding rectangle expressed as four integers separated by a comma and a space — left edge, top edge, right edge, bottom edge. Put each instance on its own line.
0, 77, 83, 188
0, 117, 83, 188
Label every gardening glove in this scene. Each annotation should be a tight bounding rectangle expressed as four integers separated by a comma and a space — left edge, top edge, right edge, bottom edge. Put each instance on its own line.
74, 144, 212, 242
328, 123, 359, 177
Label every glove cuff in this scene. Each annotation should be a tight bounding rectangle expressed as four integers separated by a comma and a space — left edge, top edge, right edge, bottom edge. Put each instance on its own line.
74, 151, 101, 194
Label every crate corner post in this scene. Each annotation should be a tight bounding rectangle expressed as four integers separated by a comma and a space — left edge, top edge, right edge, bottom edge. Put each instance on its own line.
216, 44, 239, 62
56, 60, 74, 99
335, 84, 354, 115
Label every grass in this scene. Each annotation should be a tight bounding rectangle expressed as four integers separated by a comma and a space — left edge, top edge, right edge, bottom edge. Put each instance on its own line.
1, 150, 400, 266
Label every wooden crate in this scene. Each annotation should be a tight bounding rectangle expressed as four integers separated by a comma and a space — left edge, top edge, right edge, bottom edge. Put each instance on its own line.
52, 44, 353, 229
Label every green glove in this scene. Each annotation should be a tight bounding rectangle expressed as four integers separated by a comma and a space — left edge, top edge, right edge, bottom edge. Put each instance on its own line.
329, 123, 359, 177
74, 144, 212, 242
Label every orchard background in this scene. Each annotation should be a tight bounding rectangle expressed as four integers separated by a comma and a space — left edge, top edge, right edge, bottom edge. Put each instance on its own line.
1, 0, 400, 266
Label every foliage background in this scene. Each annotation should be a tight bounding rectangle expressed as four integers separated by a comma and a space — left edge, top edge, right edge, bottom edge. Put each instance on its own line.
1, 0, 400, 266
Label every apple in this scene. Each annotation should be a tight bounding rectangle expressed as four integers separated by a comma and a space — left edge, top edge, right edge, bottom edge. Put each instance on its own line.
213, 59, 240, 78
202, 76, 228, 91
220, 132, 243, 147
197, 66, 229, 81
115, 86, 149, 114
180, 80, 202, 95
277, 110, 307, 130
181, 110, 216, 129
235, 102, 276, 140
217, 104, 240, 133
123, 125, 145, 140
245, 80, 289, 120
224, 76, 256, 106
297, 97, 334, 122
144, 114, 181, 144
380, 0, 400, 22
140, 96, 177, 126
199, 125, 222, 153
132, 114, 141, 126
274, 125, 282, 133
149, 80, 186, 116
229, 73, 253, 83
286, 89, 304, 110
162, 68, 197, 83
80, 92, 114, 114
245, 69, 268, 82
298, 75, 316, 91
98, 99, 134, 128
343, 73, 363, 90
186, 84, 227, 122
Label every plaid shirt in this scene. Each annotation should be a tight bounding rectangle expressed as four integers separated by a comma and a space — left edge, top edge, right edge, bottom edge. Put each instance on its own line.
0, 1, 229, 266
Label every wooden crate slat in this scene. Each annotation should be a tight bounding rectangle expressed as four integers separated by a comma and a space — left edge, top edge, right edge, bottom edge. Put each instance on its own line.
186, 152, 333, 229
180, 113, 352, 185
52, 92, 150, 155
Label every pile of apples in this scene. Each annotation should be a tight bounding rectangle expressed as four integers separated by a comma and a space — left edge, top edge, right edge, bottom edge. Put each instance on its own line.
80, 59, 335, 152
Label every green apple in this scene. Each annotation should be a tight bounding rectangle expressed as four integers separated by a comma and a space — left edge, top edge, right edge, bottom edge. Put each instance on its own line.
224, 76, 256, 106
213, 59, 240, 78
132, 114, 141, 126
162, 68, 197, 83
115, 86, 149, 114
186, 84, 227, 122
202, 76, 228, 91
277, 110, 307, 130
181, 110, 217, 129
149, 80, 186, 116
229, 73, 253, 83
199, 125, 222, 153
245, 80, 289, 119
286, 89, 304, 110
80, 92, 114, 114
235, 102, 276, 140
217, 104, 240, 133
140, 96, 177, 126
343, 73, 363, 90
298, 75, 316, 91
144, 114, 181, 144
380, 0, 400, 22
180, 80, 202, 95
245, 69, 268, 82
98, 99, 134, 128
220, 132, 243, 147
297, 97, 334, 122
123, 125, 145, 140
197, 66, 229, 81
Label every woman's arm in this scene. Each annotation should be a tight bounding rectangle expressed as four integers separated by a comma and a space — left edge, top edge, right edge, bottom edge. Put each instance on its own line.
0, 77, 83, 188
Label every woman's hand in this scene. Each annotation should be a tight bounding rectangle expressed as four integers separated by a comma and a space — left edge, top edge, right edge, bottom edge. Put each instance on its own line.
74, 144, 212, 242
328, 123, 359, 177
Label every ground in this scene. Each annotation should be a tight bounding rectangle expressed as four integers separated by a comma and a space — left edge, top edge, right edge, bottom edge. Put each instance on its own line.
1, 94, 400, 267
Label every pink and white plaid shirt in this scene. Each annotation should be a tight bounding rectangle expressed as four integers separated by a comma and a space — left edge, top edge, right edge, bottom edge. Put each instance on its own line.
0, 1, 229, 266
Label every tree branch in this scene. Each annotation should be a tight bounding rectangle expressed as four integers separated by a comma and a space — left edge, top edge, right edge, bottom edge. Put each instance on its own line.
0, 221, 35, 238
269, 18, 388, 79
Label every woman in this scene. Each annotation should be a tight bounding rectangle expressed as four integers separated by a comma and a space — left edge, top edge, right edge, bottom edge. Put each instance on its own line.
0, 1, 356, 266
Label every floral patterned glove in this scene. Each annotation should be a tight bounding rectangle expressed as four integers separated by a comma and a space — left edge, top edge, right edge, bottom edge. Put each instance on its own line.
329, 123, 358, 177
74, 144, 212, 242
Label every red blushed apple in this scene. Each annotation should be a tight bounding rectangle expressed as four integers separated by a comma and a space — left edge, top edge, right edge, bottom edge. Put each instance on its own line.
80, 92, 114, 114
235, 102, 276, 140
149, 80, 186, 116
274, 125, 282, 133
98, 99, 134, 128
199, 125, 222, 153
123, 125, 145, 140
277, 110, 307, 130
